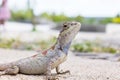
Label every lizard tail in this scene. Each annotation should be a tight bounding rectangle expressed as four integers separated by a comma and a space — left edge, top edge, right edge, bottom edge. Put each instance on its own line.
0, 63, 11, 71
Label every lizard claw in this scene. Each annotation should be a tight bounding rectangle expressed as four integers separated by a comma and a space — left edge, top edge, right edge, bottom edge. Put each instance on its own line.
0, 71, 5, 76
57, 70, 70, 75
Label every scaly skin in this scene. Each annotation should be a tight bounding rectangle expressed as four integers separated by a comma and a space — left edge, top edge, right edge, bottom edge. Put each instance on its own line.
0, 22, 81, 79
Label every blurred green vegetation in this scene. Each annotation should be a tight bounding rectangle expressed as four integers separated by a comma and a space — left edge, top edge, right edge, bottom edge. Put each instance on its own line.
0, 37, 119, 54
99, 18, 112, 24
0, 37, 56, 50
10, 10, 120, 24
39, 12, 84, 23
11, 10, 32, 21
112, 14, 120, 23
72, 40, 119, 54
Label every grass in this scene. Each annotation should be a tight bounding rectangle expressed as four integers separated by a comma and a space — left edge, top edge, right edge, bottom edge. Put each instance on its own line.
0, 37, 56, 50
0, 37, 119, 54
72, 40, 120, 54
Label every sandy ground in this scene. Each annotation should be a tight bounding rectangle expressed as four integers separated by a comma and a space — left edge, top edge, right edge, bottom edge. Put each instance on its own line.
0, 49, 120, 80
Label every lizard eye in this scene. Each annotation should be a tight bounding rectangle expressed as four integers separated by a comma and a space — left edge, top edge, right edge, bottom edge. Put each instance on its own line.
63, 24, 67, 27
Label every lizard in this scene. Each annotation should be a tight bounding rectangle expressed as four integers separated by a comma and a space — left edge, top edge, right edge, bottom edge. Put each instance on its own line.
0, 21, 81, 80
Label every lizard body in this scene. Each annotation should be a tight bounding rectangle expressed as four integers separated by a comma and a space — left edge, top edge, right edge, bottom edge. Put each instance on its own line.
0, 22, 81, 79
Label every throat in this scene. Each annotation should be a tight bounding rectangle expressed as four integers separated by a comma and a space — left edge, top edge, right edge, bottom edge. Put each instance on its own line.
63, 42, 71, 54
56, 33, 72, 55
60, 41, 72, 55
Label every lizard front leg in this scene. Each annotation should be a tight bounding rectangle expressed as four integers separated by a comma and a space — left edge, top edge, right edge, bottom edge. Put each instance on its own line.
56, 66, 70, 74
0, 66, 19, 75
46, 56, 60, 80
46, 60, 59, 80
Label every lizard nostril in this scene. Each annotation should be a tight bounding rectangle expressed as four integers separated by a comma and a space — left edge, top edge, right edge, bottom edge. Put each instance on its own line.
74, 23, 77, 25
71, 23, 73, 26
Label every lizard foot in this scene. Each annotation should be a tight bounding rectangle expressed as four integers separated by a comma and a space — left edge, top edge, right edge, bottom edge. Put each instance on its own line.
4, 66, 19, 75
57, 70, 70, 75
0, 71, 5, 76
0, 66, 19, 75
45, 76, 59, 80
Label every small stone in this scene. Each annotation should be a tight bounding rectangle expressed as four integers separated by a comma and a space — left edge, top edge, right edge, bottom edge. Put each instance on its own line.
107, 77, 109, 79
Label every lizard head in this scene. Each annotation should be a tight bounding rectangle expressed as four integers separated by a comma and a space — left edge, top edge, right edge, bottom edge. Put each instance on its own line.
57, 21, 81, 53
